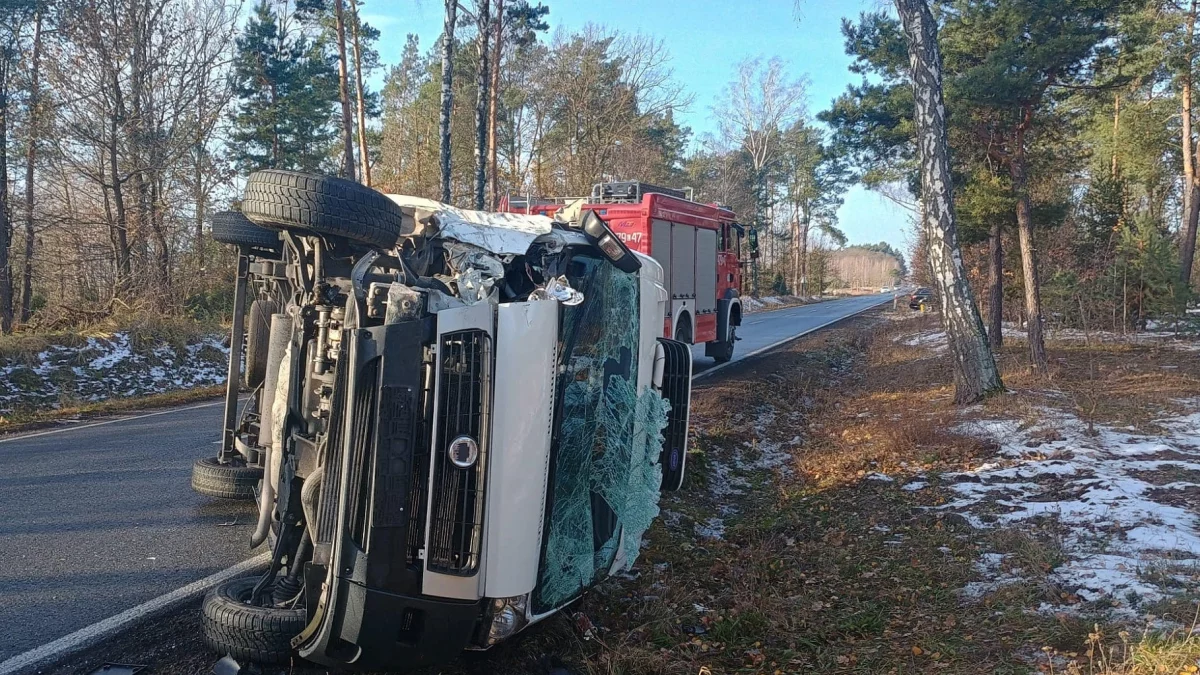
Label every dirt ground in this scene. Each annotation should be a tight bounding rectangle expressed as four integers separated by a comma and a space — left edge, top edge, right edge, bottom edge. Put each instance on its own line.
36, 309, 1200, 675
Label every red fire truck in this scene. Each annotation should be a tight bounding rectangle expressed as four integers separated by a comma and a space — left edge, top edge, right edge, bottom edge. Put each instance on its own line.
502, 181, 744, 362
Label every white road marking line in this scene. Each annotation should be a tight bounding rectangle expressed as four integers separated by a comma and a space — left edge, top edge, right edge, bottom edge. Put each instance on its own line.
0, 400, 225, 445
0, 552, 270, 675
694, 297, 892, 381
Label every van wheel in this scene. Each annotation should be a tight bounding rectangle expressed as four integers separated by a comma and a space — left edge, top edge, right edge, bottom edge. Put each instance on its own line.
202, 576, 306, 665
191, 457, 262, 500
245, 299, 277, 389
241, 170, 404, 250
210, 211, 282, 251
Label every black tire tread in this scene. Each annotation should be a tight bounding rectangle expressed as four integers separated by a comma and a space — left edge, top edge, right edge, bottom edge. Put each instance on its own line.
241, 170, 402, 249
245, 299, 277, 388
201, 577, 306, 665
191, 457, 262, 500
211, 211, 281, 250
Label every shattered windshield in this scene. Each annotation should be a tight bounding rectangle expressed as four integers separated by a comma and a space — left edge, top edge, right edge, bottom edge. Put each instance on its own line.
533, 252, 669, 612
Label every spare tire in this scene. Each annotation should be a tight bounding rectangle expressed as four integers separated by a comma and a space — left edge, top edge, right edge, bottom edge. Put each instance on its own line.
211, 211, 281, 250
191, 457, 263, 500
202, 576, 306, 665
241, 170, 403, 250
245, 299, 277, 389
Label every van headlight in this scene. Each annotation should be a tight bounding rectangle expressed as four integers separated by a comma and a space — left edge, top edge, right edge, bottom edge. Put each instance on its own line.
487, 595, 529, 644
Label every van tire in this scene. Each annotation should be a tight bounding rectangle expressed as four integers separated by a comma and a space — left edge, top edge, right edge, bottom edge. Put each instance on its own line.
241, 170, 403, 250
191, 457, 262, 500
210, 211, 281, 251
245, 299, 277, 389
202, 576, 306, 665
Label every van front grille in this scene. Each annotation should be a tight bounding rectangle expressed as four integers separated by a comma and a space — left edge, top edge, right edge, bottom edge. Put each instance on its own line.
426, 329, 490, 575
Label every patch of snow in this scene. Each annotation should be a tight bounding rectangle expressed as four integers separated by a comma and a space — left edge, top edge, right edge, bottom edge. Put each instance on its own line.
0, 331, 228, 415
961, 553, 1026, 599
894, 329, 949, 353
865, 472, 894, 483
944, 403, 1200, 609
694, 517, 726, 540
902, 480, 929, 491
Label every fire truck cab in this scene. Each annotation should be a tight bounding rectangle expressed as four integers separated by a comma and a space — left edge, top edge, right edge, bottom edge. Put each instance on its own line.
503, 181, 744, 362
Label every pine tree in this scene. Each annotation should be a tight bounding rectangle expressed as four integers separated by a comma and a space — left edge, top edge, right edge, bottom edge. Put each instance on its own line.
229, 0, 339, 173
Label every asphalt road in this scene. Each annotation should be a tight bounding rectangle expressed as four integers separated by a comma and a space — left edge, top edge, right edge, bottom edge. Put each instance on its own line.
0, 293, 892, 664
691, 293, 895, 374
0, 404, 263, 662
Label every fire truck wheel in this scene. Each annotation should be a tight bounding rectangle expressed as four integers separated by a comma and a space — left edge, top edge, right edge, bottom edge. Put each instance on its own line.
674, 319, 693, 344
710, 329, 736, 363
241, 170, 403, 250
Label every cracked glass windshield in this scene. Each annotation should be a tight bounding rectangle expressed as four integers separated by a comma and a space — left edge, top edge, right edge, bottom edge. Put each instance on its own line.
534, 252, 669, 612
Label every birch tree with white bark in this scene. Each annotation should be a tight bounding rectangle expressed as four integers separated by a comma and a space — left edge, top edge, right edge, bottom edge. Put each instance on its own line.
895, 0, 1003, 403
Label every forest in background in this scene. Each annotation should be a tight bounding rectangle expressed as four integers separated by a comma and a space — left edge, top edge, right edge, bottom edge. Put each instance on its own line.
0, 0, 863, 335
825, 0, 1200, 346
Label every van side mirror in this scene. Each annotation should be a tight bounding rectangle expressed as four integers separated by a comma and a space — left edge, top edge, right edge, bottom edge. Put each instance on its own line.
581, 211, 641, 273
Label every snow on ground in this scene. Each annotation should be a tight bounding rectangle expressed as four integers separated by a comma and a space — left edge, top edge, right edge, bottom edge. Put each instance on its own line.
896, 321, 1200, 353
933, 406, 1200, 610
894, 329, 949, 352
695, 405, 800, 539
0, 331, 228, 415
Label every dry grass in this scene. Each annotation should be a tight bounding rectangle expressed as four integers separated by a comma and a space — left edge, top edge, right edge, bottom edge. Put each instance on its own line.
497, 309, 1200, 675
0, 311, 222, 367
0, 384, 225, 434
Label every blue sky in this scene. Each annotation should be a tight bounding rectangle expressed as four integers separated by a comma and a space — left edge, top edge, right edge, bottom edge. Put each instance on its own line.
359, 0, 910, 251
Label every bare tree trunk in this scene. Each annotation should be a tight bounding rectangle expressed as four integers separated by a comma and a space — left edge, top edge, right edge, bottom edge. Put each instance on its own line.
19, 10, 43, 322
1111, 93, 1120, 178
440, 0, 457, 203
108, 117, 132, 294
987, 219, 1003, 349
799, 211, 810, 297
790, 211, 800, 293
488, 0, 503, 209
473, 0, 490, 210
333, 0, 356, 181
1011, 118, 1048, 372
348, 0, 371, 186
0, 58, 11, 333
896, 0, 1003, 403
1181, 3, 1199, 287
194, 89, 206, 261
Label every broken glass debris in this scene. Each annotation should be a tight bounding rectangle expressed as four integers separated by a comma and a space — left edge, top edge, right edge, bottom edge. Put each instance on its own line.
529, 275, 584, 305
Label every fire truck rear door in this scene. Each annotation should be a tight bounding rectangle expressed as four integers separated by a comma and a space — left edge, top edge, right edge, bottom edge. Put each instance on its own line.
651, 219, 672, 298
696, 229, 717, 313
670, 223, 695, 300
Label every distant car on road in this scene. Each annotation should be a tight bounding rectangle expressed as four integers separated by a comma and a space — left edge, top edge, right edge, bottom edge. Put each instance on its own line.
909, 287, 933, 309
